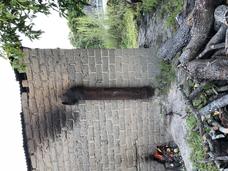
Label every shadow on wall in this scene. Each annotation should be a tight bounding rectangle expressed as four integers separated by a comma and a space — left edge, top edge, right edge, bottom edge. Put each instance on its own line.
15, 70, 80, 147
61, 86, 154, 105
21, 104, 79, 171
32, 106, 80, 145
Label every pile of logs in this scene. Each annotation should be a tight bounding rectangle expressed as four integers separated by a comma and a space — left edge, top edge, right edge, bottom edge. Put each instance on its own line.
159, 0, 228, 170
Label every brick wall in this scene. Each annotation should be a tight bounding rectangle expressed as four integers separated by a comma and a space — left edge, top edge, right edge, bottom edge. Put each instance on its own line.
21, 48, 172, 171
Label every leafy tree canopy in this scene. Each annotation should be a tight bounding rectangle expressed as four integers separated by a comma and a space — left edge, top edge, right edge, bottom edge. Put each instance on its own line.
0, 0, 88, 72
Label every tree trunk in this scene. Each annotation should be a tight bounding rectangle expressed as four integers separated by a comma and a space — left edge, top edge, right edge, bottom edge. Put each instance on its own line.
187, 59, 228, 80
179, 0, 219, 64
158, 0, 195, 61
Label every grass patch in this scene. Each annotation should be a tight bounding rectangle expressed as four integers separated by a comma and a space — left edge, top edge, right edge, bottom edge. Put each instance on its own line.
186, 115, 218, 171
156, 61, 175, 94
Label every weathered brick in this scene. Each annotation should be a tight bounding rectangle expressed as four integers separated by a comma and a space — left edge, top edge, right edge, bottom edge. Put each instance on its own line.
22, 48, 170, 171
95, 49, 102, 64
102, 57, 109, 72
87, 49, 95, 57
113, 126, 120, 140
114, 49, 122, 57
88, 126, 95, 142
96, 64, 102, 84
89, 57, 96, 72
109, 49, 115, 64
102, 49, 109, 57
109, 65, 116, 80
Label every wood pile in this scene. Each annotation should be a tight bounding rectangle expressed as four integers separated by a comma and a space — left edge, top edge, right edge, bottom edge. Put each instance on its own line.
159, 0, 228, 170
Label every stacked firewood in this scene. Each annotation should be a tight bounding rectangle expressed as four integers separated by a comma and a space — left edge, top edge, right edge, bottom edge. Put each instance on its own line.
159, 0, 228, 170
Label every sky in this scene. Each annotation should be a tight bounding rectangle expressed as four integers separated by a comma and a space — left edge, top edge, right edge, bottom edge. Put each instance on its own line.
21, 10, 73, 49
0, 11, 72, 171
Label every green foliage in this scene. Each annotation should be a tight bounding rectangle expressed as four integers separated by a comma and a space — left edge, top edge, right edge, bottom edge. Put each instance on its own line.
69, 3, 138, 48
69, 15, 108, 48
186, 115, 218, 171
107, 5, 138, 48
142, 0, 159, 12
140, 0, 184, 29
121, 8, 138, 48
0, 0, 88, 71
192, 93, 208, 109
161, 0, 184, 29
190, 82, 217, 109
156, 61, 175, 94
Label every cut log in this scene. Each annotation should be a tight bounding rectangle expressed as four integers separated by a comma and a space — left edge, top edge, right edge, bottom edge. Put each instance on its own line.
197, 25, 227, 59
158, 22, 191, 61
202, 156, 228, 162
214, 5, 228, 30
179, 0, 220, 64
199, 94, 228, 116
187, 59, 228, 80
217, 85, 228, 92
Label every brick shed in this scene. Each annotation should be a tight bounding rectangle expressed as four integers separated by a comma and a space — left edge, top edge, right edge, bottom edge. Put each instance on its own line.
20, 48, 172, 171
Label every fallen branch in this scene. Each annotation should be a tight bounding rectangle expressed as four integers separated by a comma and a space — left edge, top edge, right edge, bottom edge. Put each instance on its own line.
199, 94, 228, 116
210, 42, 225, 50
189, 82, 208, 100
197, 25, 227, 59
179, 85, 204, 135
201, 156, 228, 163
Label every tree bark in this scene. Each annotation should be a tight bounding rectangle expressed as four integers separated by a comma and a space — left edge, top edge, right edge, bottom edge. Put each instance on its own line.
187, 59, 228, 80
179, 0, 220, 64
158, 0, 195, 61
199, 94, 228, 116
